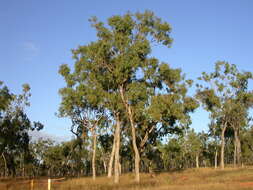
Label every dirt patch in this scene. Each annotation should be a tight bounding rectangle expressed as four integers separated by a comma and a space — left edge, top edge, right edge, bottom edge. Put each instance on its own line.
239, 182, 253, 187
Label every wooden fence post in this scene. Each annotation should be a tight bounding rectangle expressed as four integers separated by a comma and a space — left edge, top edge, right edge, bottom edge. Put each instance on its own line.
30, 179, 34, 190
48, 179, 51, 190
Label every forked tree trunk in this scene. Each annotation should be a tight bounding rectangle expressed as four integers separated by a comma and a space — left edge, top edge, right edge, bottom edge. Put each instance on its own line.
108, 129, 116, 178
114, 114, 121, 183
91, 128, 97, 180
233, 128, 242, 167
220, 123, 227, 170
119, 86, 140, 183
196, 154, 199, 168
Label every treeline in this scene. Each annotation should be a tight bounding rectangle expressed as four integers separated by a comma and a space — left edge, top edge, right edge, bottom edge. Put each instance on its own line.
0, 82, 43, 177
0, 11, 253, 183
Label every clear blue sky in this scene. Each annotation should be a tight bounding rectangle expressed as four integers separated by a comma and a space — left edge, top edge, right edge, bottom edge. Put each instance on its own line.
1, 0, 253, 140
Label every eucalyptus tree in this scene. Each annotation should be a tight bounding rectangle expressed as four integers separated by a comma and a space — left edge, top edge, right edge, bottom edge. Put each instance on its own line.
241, 123, 253, 164
0, 81, 12, 176
196, 61, 253, 169
208, 120, 220, 168
98, 133, 114, 174
227, 88, 253, 166
0, 81, 12, 112
0, 82, 43, 176
160, 136, 187, 170
59, 65, 107, 180
59, 11, 198, 182
59, 56, 123, 182
185, 129, 202, 168
30, 138, 54, 176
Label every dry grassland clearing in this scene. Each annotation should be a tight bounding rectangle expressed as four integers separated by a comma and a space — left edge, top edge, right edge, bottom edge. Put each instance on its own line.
1, 167, 253, 190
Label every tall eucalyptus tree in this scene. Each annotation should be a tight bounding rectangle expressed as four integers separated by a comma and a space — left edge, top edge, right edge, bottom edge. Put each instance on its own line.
196, 62, 253, 169
59, 11, 197, 182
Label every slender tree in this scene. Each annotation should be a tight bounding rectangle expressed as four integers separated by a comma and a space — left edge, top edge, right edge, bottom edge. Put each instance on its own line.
58, 65, 106, 180
196, 61, 253, 169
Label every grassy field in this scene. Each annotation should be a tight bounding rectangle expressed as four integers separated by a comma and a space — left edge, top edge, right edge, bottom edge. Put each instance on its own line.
1, 167, 253, 190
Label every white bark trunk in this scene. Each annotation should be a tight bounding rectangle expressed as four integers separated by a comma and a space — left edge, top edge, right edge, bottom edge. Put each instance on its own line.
214, 149, 218, 169
108, 128, 116, 178
130, 119, 140, 182
233, 137, 237, 167
92, 129, 97, 180
235, 129, 241, 166
2, 153, 7, 177
119, 86, 140, 182
103, 159, 107, 174
196, 154, 199, 168
114, 115, 121, 183
220, 122, 227, 170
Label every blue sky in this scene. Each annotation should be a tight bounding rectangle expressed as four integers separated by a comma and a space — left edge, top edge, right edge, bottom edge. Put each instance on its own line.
1, 0, 253, 140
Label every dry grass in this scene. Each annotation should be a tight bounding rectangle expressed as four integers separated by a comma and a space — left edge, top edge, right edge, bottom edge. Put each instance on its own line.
2, 167, 253, 190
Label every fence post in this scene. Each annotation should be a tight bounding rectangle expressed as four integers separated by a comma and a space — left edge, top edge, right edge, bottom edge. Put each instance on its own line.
30, 179, 34, 190
48, 179, 51, 190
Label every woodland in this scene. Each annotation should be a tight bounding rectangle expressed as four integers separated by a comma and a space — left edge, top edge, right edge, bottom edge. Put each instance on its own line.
1, 11, 253, 185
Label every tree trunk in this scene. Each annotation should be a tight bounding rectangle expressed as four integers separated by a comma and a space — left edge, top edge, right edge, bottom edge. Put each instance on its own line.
103, 159, 107, 174
92, 128, 97, 180
114, 114, 121, 184
140, 125, 155, 153
220, 123, 227, 170
119, 162, 122, 175
130, 120, 140, 182
233, 137, 237, 167
214, 148, 218, 169
22, 153, 25, 177
119, 86, 140, 182
108, 128, 116, 178
235, 129, 241, 166
2, 153, 7, 177
196, 154, 199, 168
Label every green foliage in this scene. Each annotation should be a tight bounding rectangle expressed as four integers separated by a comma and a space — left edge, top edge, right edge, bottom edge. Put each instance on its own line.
2, 11, 253, 179
58, 11, 198, 182
186, 129, 202, 156
197, 61, 253, 130
0, 83, 13, 112
0, 82, 43, 176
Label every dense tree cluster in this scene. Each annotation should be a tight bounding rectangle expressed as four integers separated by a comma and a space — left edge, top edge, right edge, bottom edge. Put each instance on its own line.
0, 11, 253, 183
3, 125, 253, 178
0, 82, 43, 177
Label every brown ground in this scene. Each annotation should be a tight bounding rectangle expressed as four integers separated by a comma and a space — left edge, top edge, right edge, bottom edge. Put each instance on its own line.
1, 167, 253, 190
